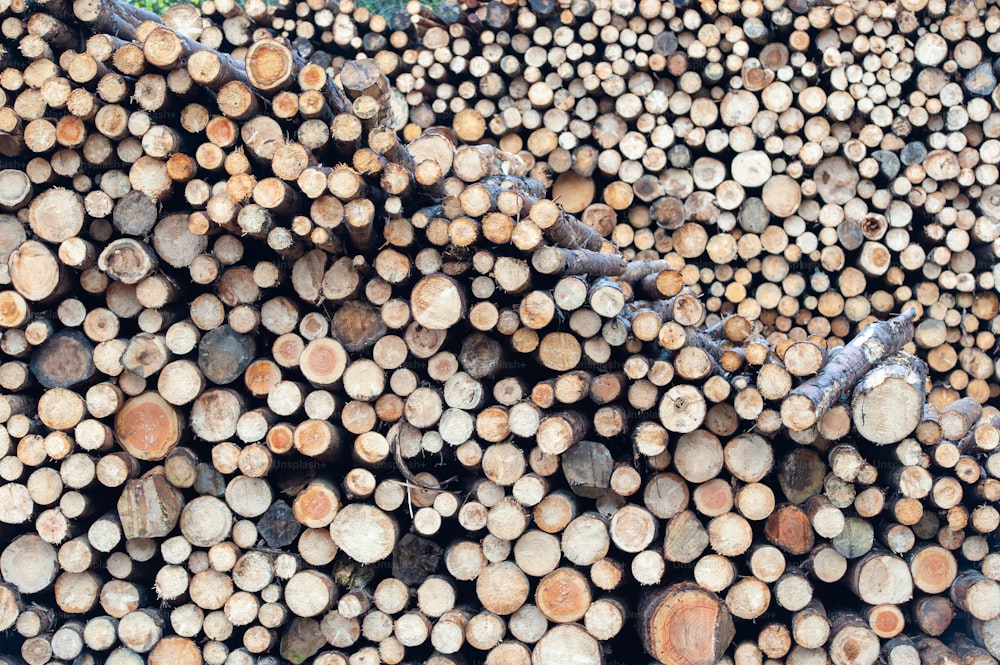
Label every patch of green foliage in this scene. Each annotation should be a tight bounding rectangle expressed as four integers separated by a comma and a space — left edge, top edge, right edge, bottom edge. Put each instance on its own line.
355, 0, 444, 16
124, 0, 440, 17
126, 0, 199, 15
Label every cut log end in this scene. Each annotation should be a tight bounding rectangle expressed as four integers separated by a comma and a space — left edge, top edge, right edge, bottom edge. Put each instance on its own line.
114, 392, 183, 461
639, 583, 735, 665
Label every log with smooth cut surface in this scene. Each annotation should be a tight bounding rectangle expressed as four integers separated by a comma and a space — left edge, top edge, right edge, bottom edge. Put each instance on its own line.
851, 352, 927, 445
330, 504, 398, 564
410, 273, 467, 330
638, 582, 735, 665
114, 392, 184, 461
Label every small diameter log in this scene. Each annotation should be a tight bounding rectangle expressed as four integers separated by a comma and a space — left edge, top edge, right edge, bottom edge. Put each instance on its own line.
638, 583, 735, 665
940, 398, 984, 442
782, 309, 918, 431
532, 246, 626, 277
528, 199, 605, 252
74, 0, 160, 42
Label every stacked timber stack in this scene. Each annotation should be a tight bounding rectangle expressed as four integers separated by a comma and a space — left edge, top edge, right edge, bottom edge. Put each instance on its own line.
325, 0, 1000, 413
0, 0, 995, 664
104, 0, 1000, 416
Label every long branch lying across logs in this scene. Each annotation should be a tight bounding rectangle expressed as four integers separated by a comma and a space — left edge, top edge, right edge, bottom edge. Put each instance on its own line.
0, 0, 997, 664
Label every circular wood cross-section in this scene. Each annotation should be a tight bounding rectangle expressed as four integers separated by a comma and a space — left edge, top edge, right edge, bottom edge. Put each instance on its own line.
638, 583, 735, 665
31, 329, 95, 388
114, 392, 183, 461
330, 503, 398, 564
410, 274, 466, 330
246, 39, 296, 93
536, 567, 591, 623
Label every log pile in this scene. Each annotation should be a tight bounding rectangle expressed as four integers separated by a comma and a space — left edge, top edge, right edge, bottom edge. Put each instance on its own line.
0, 0, 996, 664
334, 0, 1000, 412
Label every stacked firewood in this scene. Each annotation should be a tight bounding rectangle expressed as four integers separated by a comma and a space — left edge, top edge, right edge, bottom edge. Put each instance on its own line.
137, 0, 1000, 410
0, 0, 996, 664
326, 0, 1000, 412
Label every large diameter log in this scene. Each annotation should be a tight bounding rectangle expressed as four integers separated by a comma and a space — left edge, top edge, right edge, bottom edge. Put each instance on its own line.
29, 188, 84, 242
198, 324, 256, 385
536, 567, 592, 623
0, 584, 19, 631
829, 611, 881, 665
662, 510, 709, 564
1, 535, 58, 594
846, 551, 913, 605
245, 38, 298, 94
113, 190, 159, 237
331, 301, 386, 353
533, 624, 603, 665
850, 352, 927, 445
97, 238, 158, 284
658, 384, 707, 433
951, 571, 1000, 621
117, 472, 183, 539
190, 388, 244, 442
909, 545, 958, 594
148, 637, 203, 665
31, 329, 96, 389
340, 58, 389, 102
410, 273, 467, 330
10, 240, 72, 302
330, 504, 398, 564
765, 504, 815, 555
971, 617, 1000, 660
562, 440, 613, 499
638, 582, 735, 665
782, 309, 918, 431
114, 392, 184, 461
393, 534, 443, 586
299, 338, 348, 387
777, 448, 826, 504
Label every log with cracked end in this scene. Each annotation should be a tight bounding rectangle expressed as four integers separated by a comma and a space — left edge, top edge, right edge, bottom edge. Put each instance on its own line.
638, 582, 736, 665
